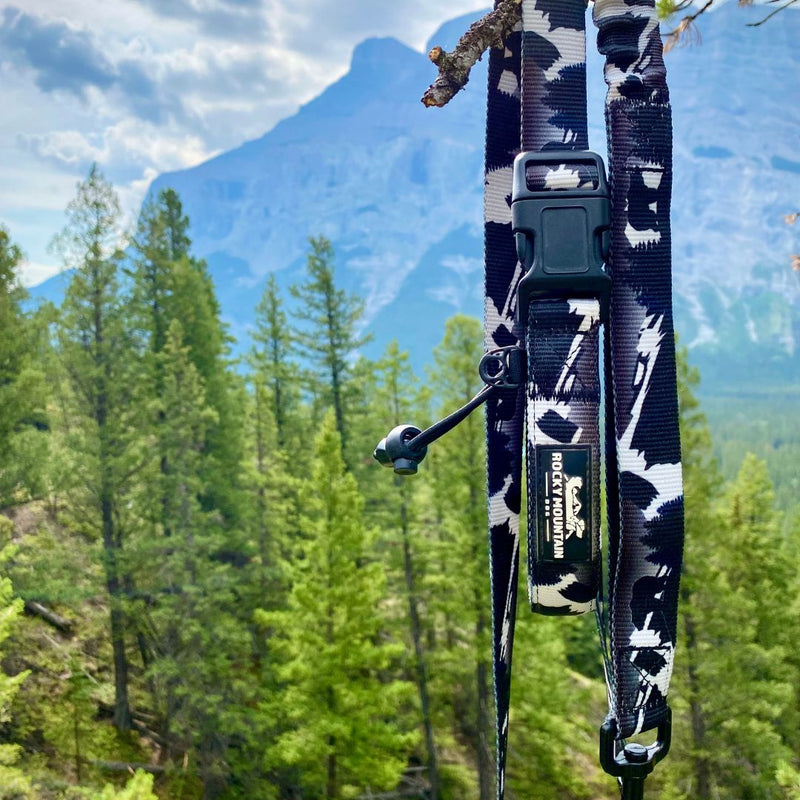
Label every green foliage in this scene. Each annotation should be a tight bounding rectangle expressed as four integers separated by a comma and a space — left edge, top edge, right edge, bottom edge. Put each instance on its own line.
776, 761, 800, 800
423, 315, 493, 800
367, 341, 441, 797
130, 188, 246, 528
250, 274, 300, 450
507, 614, 600, 800
130, 321, 252, 795
259, 413, 415, 799
663, 349, 798, 800
90, 771, 158, 800
701, 390, 800, 512
0, 227, 48, 506
0, 539, 33, 800
655, 0, 678, 20
6, 173, 800, 800
290, 236, 372, 456
53, 164, 137, 733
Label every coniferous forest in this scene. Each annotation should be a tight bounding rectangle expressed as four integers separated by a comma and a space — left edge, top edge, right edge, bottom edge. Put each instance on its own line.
2, 166, 800, 800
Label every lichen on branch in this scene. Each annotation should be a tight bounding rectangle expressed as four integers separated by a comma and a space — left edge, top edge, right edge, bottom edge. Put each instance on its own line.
421, 0, 522, 108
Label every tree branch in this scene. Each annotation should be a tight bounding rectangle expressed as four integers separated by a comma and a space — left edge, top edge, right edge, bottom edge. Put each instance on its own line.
746, 0, 798, 26
663, 0, 796, 48
663, 0, 716, 51
421, 0, 522, 108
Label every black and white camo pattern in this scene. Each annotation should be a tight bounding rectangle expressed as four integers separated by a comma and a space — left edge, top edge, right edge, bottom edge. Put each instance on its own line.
484, 16, 523, 799
518, 0, 603, 616
485, 1, 601, 795
484, 0, 684, 792
593, 0, 684, 739
526, 298, 601, 614
520, 0, 588, 153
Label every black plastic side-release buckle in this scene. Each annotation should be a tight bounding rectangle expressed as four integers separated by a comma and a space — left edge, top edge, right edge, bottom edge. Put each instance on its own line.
512, 150, 612, 324
599, 709, 672, 800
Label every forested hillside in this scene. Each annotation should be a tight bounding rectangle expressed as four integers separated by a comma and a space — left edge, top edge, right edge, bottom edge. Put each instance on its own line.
2, 167, 800, 800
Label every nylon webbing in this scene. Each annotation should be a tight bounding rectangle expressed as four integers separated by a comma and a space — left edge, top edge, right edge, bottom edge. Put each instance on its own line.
594, 0, 684, 739
484, 13, 523, 798
519, 0, 602, 617
484, 0, 684, 795
527, 298, 601, 614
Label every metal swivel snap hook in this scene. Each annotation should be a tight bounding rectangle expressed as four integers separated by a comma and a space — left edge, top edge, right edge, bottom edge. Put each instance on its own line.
599, 708, 672, 800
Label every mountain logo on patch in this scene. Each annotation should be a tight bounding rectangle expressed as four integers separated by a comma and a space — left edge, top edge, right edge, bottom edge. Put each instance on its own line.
536, 446, 592, 564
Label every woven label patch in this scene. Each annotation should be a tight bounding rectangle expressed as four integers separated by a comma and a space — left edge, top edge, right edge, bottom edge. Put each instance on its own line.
536, 446, 592, 563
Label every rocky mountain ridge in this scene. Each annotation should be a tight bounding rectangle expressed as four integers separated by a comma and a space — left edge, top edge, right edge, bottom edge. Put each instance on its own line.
34, 4, 800, 387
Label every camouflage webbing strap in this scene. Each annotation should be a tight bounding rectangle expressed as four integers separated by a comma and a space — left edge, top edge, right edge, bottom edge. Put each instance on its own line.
519, 0, 602, 616
593, 0, 684, 741
484, 0, 684, 796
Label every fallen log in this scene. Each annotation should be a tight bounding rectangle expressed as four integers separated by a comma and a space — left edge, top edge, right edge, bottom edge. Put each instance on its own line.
90, 760, 165, 774
24, 601, 73, 633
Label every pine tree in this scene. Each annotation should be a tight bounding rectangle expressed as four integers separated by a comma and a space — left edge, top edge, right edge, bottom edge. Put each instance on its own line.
371, 341, 440, 800
425, 315, 492, 800
125, 189, 255, 789
54, 164, 135, 731
657, 348, 724, 799
506, 611, 602, 800
290, 236, 371, 457
0, 529, 34, 800
130, 188, 245, 528
250, 274, 300, 450
168, 254, 245, 528
0, 227, 47, 507
138, 321, 251, 797
240, 379, 293, 607
662, 350, 796, 800
258, 413, 415, 799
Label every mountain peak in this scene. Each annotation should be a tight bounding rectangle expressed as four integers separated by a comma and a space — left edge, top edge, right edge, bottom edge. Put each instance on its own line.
350, 36, 418, 71
89, 5, 800, 383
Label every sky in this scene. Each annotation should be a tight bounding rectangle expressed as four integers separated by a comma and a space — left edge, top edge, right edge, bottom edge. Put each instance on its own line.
0, 0, 492, 286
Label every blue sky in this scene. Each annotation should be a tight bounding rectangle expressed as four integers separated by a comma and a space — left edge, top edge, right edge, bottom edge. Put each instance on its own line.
0, 0, 491, 285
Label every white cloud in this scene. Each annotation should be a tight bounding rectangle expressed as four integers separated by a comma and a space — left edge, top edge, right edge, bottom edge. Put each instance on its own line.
22, 121, 218, 176
0, 0, 493, 281
442, 255, 482, 275
18, 259, 60, 286
117, 166, 162, 229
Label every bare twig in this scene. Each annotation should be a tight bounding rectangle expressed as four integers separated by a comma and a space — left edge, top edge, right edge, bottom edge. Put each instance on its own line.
663, 0, 715, 51
663, 0, 796, 47
747, 0, 798, 26
421, 0, 522, 108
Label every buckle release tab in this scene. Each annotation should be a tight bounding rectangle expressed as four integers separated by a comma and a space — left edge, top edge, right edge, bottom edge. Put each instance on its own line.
512, 150, 612, 323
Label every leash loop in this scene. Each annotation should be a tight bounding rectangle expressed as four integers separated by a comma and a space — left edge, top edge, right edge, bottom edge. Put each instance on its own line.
600, 708, 672, 799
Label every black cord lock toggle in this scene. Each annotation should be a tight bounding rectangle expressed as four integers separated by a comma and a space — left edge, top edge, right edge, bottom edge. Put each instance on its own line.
599, 708, 672, 800
373, 425, 427, 476
512, 150, 612, 325
374, 347, 525, 475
